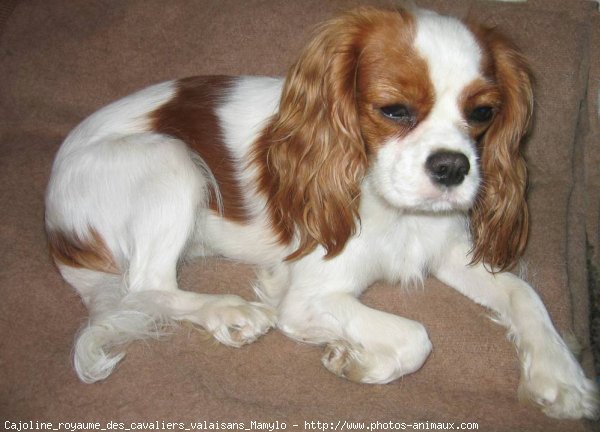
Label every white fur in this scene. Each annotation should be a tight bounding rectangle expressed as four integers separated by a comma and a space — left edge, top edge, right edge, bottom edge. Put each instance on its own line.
45, 11, 598, 419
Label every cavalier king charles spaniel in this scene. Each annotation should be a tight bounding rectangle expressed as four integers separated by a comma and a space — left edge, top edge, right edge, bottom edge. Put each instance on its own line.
45, 7, 598, 419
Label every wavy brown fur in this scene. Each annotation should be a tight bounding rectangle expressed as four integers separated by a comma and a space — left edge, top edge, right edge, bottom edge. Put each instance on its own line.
251, 10, 407, 260
469, 25, 534, 271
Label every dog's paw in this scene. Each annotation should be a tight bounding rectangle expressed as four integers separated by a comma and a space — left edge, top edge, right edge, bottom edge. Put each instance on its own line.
519, 349, 600, 419
321, 334, 431, 385
322, 341, 368, 382
200, 296, 276, 347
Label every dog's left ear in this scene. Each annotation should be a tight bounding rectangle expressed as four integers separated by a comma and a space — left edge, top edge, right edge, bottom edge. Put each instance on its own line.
469, 26, 534, 271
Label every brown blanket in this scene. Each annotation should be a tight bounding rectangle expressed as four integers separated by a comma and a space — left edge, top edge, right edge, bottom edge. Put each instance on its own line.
1, 0, 598, 430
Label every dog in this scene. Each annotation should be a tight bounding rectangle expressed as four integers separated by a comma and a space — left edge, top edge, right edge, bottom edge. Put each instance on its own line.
45, 6, 598, 419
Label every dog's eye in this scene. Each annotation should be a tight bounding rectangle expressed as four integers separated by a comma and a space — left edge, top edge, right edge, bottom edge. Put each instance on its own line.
379, 104, 415, 124
468, 106, 494, 123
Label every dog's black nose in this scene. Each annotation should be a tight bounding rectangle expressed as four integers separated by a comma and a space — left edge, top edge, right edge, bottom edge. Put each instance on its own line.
425, 151, 470, 187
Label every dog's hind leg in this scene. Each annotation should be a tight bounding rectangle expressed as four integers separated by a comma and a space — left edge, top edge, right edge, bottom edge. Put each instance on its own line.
50, 135, 274, 383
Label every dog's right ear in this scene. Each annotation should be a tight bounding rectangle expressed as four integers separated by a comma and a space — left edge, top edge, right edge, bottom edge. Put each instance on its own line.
253, 9, 405, 260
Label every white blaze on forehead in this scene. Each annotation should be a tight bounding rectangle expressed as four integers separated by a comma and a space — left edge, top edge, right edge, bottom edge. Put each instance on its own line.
413, 10, 483, 106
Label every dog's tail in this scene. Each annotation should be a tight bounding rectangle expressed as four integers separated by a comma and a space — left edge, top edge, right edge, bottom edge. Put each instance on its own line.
58, 265, 172, 383
74, 297, 171, 383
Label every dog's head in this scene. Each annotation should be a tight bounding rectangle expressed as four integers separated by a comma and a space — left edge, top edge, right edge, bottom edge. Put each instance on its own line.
257, 7, 533, 270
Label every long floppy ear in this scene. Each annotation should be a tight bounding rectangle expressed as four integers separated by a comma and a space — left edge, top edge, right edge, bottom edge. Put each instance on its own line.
254, 10, 376, 260
469, 27, 534, 271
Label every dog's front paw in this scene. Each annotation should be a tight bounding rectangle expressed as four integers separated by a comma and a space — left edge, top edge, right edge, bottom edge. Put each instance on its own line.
519, 349, 600, 419
322, 341, 369, 382
321, 327, 432, 385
